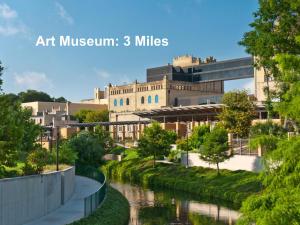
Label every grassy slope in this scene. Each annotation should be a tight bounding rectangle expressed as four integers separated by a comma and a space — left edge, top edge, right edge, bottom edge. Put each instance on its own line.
102, 158, 262, 208
69, 186, 129, 225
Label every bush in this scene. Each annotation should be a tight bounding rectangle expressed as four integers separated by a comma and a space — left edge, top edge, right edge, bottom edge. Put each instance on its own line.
65, 131, 105, 167
52, 141, 78, 165
109, 146, 125, 155
27, 149, 52, 173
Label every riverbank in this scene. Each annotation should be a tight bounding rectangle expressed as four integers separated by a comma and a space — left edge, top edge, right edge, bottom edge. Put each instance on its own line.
102, 159, 262, 208
69, 186, 130, 225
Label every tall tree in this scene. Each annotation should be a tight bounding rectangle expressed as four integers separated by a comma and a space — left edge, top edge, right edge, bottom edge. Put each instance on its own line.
138, 122, 177, 167
0, 61, 3, 91
240, 0, 300, 118
18, 90, 53, 102
219, 90, 255, 138
199, 127, 230, 175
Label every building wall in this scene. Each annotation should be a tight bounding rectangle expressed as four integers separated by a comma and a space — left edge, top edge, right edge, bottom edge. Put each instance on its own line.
181, 153, 263, 172
254, 67, 276, 102
0, 167, 75, 225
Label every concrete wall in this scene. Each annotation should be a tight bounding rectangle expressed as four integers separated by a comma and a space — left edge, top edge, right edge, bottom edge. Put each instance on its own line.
181, 153, 263, 172
0, 167, 75, 225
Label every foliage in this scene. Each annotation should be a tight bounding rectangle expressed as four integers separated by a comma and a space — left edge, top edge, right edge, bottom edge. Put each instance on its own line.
65, 131, 104, 167
249, 122, 287, 153
27, 148, 52, 173
238, 137, 300, 225
109, 145, 126, 155
0, 95, 40, 167
53, 140, 78, 165
139, 206, 175, 225
219, 90, 255, 138
189, 125, 210, 149
200, 127, 231, 174
0, 61, 3, 91
94, 125, 113, 153
69, 186, 129, 225
138, 122, 177, 166
18, 89, 53, 102
102, 159, 261, 208
74, 109, 109, 123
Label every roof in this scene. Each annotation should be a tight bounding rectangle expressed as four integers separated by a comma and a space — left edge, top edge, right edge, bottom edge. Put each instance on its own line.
133, 104, 224, 121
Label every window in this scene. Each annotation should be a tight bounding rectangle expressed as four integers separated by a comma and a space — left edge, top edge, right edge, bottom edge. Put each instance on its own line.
126, 98, 130, 105
120, 99, 123, 106
174, 97, 178, 106
155, 95, 159, 103
114, 99, 117, 106
148, 96, 152, 104
141, 96, 145, 104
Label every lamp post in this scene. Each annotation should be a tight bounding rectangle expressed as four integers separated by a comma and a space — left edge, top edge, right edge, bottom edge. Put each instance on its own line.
56, 126, 60, 171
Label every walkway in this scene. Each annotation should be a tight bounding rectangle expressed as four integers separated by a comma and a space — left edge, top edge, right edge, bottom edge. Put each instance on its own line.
24, 176, 101, 225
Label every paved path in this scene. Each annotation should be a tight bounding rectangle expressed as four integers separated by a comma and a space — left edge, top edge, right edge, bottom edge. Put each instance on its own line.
24, 176, 101, 225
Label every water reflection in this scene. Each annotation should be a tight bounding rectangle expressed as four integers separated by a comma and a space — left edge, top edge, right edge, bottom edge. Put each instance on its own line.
110, 181, 240, 225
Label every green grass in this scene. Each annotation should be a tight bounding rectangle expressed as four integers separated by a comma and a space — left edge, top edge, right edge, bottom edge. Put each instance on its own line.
69, 186, 130, 225
102, 158, 262, 208
0, 163, 71, 179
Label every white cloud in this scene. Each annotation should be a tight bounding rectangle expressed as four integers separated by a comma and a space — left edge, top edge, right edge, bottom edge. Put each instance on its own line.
0, 3, 27, 36
94, 69, 110, 79
55, 2, 74, 25
0, 3, 17, 19
242, 79, 254, 94
14, 71, 53, 90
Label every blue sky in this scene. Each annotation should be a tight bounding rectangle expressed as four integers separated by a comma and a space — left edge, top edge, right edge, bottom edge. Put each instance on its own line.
0, 0, 258, 102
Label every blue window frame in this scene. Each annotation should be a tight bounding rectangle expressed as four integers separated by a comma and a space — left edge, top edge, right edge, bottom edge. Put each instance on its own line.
120, 99, 123, 106
155, 95, 159, 103
148, 96, 152, 104
114, 99, 117, 106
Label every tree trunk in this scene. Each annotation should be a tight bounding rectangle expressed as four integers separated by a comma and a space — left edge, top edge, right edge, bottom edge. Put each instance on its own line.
153, 152, 156, 168
216, 162, 220, 175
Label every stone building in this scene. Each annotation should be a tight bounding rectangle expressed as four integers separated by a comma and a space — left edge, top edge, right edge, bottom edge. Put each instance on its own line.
107, 55, 273, 141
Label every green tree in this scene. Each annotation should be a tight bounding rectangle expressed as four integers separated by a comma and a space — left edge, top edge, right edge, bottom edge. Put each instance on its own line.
189, 125, 210, 149
199, 127, 230, 175
65, 131, 104, 167
74, 109, 109, 123
238, 137, 300, 225
84, 110, 109, 122
138, 122, 177, 167
0, 61, 3, 91
54, 96, 67, 102
249, 121, 287, 153
219, 90, 254, 138
54, 140, 78, 165
0, 95, 40, 166
94, 125, 113, 153
18, 90, 53, 102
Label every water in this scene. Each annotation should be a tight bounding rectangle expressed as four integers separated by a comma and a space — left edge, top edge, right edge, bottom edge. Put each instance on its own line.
110, 181, 240, 225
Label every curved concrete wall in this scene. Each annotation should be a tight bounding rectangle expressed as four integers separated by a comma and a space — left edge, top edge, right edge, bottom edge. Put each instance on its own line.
0, 167, 75, 225
181, 153, 263, 172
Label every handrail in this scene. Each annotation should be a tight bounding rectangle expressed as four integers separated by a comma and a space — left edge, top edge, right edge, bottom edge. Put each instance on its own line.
75, 164, 107, 217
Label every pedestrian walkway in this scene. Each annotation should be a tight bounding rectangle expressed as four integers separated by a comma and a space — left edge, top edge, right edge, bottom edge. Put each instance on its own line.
24, 176, 101, 225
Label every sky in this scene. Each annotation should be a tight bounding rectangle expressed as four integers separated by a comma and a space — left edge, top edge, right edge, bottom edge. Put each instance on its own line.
0, 0, 258, 102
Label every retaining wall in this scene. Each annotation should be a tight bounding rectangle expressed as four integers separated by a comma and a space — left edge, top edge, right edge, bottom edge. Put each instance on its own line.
181, 153, 263, 172
0, 166, 75, 225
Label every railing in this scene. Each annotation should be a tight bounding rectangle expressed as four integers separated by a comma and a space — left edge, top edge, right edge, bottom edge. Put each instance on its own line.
75, 164, 107, 217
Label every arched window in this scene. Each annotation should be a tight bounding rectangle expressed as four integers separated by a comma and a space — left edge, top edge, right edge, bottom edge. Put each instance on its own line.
174, 97, 178, 107
120, 99, 123, 106
148, 96, 152, 104
114, 99, 117, 106
155, 95, 159, 103
141, 96, 145, 104
126, 98, 130, 105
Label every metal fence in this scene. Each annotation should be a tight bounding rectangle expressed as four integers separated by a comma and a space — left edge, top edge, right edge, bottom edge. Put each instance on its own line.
231, 138, 259, 155
76, 165, 107, 217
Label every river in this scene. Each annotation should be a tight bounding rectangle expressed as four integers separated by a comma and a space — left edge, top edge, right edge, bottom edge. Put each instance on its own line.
110, 181, 240, 225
